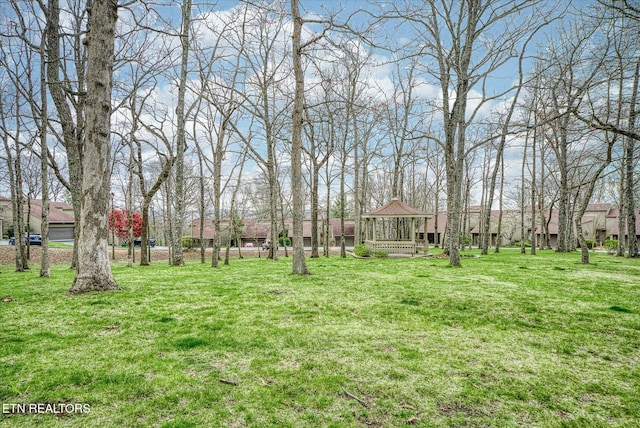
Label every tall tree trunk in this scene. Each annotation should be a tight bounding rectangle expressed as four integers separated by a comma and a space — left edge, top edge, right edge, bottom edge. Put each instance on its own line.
16, 156, 28, 270
617, 172, 626, 255
340, 157, 347, 258
521, 130, 528, 254
1, 46, 33, 270
26, 198, 32, 261
539, 144, 551, 250
198, 153, 205, 265
530, 121, 537, 255
69, 0, 119, 293
325, 162, 331, 257
479, 146, 489, 252
46, 0, 83, 270
40, 23, 50, 277
353, 126, 361, 249
574, 141, 615, 264
138, 152, 174, 266
434, 197, 440, 247
267, 151, 279, 260
225, 150, 247, 265
126, 151, 134, 267
310, 164, 320, 258
624, 57, 639, 258
211, 134, 224, 269
171, 0, 192, 267
461, 172, 471, 251
556, 128, 570, 252
290, 0, 310, 275
495, 151, 505, 254
481, 143, 499, 254
165, 175, 173, 263
1, 100, 27, 272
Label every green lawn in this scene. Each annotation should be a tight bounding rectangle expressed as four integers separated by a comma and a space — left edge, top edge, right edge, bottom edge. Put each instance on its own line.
1, 250, 639, 427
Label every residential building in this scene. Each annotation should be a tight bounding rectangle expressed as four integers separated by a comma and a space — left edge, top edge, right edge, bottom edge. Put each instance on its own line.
0, 197, 76, 240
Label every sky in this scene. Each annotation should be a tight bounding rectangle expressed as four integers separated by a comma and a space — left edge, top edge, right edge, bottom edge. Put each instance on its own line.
1, 0, 609, 209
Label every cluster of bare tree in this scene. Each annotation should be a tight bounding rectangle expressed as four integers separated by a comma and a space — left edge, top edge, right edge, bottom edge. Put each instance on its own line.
1, 0, 638, 291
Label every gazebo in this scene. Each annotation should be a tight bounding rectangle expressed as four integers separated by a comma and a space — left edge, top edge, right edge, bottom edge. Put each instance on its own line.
361, 198, 432, 256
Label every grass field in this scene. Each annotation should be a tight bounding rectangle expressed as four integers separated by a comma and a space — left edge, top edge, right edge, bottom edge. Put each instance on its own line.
1, 250, 639, 427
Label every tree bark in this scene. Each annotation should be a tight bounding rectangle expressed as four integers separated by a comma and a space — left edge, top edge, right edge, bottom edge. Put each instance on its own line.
530, 122, 537, 256
40, 22, 50, 277
495, 152, 505, 254
45, 0, 84, 270
69, 0, 119, 293
290, 0, 310, 275
624, 57, 639, 257
170, 0, 192, 267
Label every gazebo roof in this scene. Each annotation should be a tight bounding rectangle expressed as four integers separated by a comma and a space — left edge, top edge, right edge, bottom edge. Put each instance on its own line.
362, 198, 431, 218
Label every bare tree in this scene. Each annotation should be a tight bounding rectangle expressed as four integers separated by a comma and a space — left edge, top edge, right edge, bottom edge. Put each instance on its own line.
44, 0, 88, 269
224, 148, 249, 265
39, 11, 51, 277
170, 0, 192, 266
233, 2, 294, 261
290, 0, 310, 274
302, 105, 333, 258
574, 134, 616, 264
111, 4, 177, 267
132, 96, 176, 266
382, 0, 562, 266
189, 8, 250, 267
69, 0, 119, 293
2, 0, 53, 274
0, 33, 32, 271
0, 88, 28, 272
577, 3, 639, 258
480, 26, 538, 255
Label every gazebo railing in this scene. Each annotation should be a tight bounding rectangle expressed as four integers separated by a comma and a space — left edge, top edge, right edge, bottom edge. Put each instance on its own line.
365, 240, 416, 255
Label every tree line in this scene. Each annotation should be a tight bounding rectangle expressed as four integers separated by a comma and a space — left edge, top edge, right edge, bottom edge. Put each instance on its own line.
0, 0, 638, 292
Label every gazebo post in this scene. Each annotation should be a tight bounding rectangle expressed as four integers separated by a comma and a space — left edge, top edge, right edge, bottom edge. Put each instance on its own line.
372, 217, 377, 253
423, 216, 429, 254
412, 217, 416, 245
411, 217, 416, 256
365, 217, 368, 242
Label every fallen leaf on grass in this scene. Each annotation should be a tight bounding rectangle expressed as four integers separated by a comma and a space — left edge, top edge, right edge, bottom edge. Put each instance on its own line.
103, 324, 118, 329
259, 377, 273, 386
407, 416, 419, 424
1, 297, 14, 302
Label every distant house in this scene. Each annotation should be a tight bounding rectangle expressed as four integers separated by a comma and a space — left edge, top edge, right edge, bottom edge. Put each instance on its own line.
188, 217, 282, 248
29, 199, 76, 240
419, 203, 639, 249
608, 208, 640, 242
418, 213, 447, 246
0, 197, 75, 241
0, 197, 10, 238
186, 217, 356, 248
329, 218, 355, 248
240, 218, 276, 247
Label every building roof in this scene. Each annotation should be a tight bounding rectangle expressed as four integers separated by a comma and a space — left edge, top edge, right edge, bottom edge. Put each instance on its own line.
329, 218, 355, 237
28, 199, 75, 224
418, 212, 448, 234
362, 198, 430, 218
609, 209, 640, 236
586, 203, 612, 212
